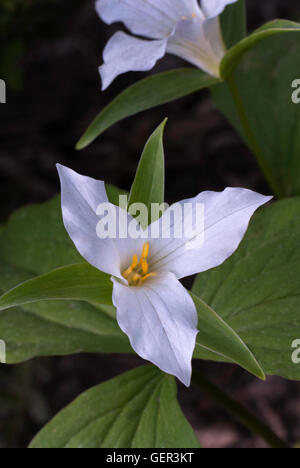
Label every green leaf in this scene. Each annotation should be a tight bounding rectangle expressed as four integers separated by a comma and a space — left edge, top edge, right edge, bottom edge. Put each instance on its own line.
221, 20, 300, 79
29, 365, 201, 448
105, 183, 128, 207
0, 300, 131, 364
192, 197, 300, 380
220, 0, 246, 49
192, 293, 265, 380
0, 190, 132, 364
76, 69, 220, 149
128, 120, 166, 227
0, 263, 113, 311
213, 30, 300, 197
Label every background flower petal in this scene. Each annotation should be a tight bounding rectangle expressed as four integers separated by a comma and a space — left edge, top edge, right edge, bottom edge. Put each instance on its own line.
96, 0, 202, 39
167, 17, 221, 77
201, 0, 238, 19
149, 188, 272, 279
100, 32, 167, 90
203, 16, 226, 58
112, 272, 198, 386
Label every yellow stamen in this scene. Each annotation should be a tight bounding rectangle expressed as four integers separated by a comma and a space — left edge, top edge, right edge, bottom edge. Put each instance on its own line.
122, 254, 139, 278
122, 241, 156, 286
122, 265, 132, 279
141, 241, 149, 261
131, 254, 138, 269
140, 273, 157, 284
141, 260, 148, 275
182, 13, 197, 20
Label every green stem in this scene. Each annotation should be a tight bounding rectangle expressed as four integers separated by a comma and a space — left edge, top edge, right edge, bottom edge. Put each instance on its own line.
192, 370, 289, 449
226, 74, 284, 199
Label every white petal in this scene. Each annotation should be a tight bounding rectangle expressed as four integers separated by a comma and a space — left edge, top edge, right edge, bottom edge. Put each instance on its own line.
149, 188, 272, 279
203, 16, 226, 59
100, 32, 167, 90
166, 17, 223, 77
112, 272, 198, 386
201, 0, 238, 19
96, 0, 202, 39
201, 1, 239, 59
57, 164, 140, 278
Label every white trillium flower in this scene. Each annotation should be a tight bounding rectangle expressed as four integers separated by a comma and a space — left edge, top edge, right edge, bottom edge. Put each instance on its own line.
95, 0, 238, 89
57, 164, 271, 386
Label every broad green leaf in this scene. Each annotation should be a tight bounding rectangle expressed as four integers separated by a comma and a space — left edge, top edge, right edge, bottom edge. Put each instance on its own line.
192, 197, 300, 380
0, 189, 131, 364
0, 263, 113, 311
221, 20, 300, 79
220, 0, 246, 49
105, 183, 128, 207
29, 366, 201, 449
192, 293, 264, 380
128, 120, 166, 227
76, 69, 220, 149
213, 31, 300, 197
0, 300, 131, 364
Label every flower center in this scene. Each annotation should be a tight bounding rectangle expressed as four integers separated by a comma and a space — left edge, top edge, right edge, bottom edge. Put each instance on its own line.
122, 241, 157, 286
181, 12, 197, 20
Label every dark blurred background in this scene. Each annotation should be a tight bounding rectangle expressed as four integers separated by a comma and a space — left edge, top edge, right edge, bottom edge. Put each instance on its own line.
0, 0, 300, 448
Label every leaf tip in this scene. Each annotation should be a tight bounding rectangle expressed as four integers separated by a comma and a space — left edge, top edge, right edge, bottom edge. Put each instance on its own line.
160, 117, 168, 132
75, 138, 86, 151
252, 362, 266, 381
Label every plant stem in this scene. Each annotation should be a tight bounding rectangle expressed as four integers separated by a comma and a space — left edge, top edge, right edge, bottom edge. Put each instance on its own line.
192, 370, 289, 449
226, 73, 284, 199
